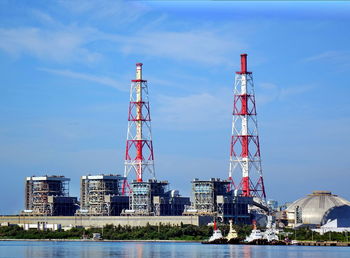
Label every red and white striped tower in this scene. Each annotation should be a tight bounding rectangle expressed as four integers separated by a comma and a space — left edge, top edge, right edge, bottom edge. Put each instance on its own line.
124, 63, 155, 183
229, 54, 266, 200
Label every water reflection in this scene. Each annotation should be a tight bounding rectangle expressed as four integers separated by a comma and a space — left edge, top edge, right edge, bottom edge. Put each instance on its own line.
1, 241, 350, 258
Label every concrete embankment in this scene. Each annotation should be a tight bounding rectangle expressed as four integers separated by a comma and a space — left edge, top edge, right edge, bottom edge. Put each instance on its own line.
292, 241, 350, 246
0, 215, 211, 228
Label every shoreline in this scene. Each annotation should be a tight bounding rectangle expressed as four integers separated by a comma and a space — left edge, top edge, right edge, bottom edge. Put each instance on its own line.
0, 239, 202, 243
1, 239, 350, 247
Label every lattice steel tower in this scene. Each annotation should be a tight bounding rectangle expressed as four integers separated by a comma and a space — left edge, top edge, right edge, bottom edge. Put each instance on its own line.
228, 54, 266, 200
124, 63, 155, 182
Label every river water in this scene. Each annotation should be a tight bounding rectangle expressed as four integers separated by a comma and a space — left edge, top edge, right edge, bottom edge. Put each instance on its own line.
0, 241, 350, 257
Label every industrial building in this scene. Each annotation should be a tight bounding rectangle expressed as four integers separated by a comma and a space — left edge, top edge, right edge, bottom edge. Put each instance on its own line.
124, 179, 190, 216
23, 176, 78, 216
183, 178, 252, 224
119, 63, 191, 217
279, 191, 350, 228
312, 205, 350, 234
11, 56, 268, 227
79, 174, 129, 216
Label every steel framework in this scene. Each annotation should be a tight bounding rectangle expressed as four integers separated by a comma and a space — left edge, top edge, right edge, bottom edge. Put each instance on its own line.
228, 54, 266, 200
129, 181, 153, 215
127, 180, 170, 216
190, 178, 230, 215
124, 63, 155, 183
24, 176, 71, 215
80, 174, 125, 215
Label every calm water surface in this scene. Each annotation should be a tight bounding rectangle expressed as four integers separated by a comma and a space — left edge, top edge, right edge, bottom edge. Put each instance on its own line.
1, 241, 350, 258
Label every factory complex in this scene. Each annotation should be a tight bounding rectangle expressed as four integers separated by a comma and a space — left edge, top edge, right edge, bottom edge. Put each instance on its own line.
1, 174, 253, 229
1, 54, 350, 233
0, 55, 264, 229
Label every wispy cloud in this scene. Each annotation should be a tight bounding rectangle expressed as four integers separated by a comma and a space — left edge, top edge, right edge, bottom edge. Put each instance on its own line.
304, 50, 350, 69
153, 90, 232, 130
304, 51, 343, 62
31, 9, 58, 26
56, 0, 149, 23
0, 0, 245, 67
0, 21, 243, 67
256, 82, 314, 105
153, 82, 313, 131
279, 85, 314, 99
38, 68, 127, 91
0, 27, 100, 63
111, 29, 243, 66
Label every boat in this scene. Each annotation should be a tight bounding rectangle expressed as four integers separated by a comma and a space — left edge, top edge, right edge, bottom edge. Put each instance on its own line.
202, 217, 285, 245
264, 228, 278, 242
263, 216, 286, 245
202, 220, 227, 244
244, 221, 267, 245
244, 216, 285, 245
226, 220, 240, 244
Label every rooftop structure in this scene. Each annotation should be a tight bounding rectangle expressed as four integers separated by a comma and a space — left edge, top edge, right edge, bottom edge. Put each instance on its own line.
285, 191, 350, 227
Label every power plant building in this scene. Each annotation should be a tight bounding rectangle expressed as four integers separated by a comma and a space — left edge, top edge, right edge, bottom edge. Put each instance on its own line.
12, 56, 268, 227
79, 174, 129, 216
124, 179, 190, 216
24, 176, 77, 216
183, 178, 252, 224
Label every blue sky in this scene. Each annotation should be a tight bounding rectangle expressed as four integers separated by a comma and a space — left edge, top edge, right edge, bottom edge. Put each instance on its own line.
1, 0, 350, 214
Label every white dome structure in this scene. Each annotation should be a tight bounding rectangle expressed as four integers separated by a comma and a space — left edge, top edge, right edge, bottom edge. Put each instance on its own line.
286, 191, 350, 226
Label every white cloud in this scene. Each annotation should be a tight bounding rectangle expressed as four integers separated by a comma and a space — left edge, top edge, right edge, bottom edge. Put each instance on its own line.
279, 85, 314, 99
0, 27, 100, 63
304, 50, 350, 69
31, 9, 58, 26
38, 67, 127, 91
0, 23, 243, 67
0, 1, 244, 67
256, 82, 314, 105
110, 29, 243, 66
152, 81, 312, 131
56, 0, 149, 25
304, 51, 344, 62
153, 90, 232, 130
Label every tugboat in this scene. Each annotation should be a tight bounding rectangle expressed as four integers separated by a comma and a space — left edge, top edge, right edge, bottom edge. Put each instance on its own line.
244, 221, 267, 245
226, 220, 240, 244
263, 216, 285, 245
264, 228, 279, 243
202, 220, 227, 244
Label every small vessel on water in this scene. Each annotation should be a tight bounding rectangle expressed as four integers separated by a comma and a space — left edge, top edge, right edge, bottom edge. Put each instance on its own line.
244, 216, 284, 245
263, 216, 279, 243
264, 228, 279, 242
202, 216, 284, 245
226, 220, 240, 244
202, 220, 227, 244
244, 221, 266, 244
